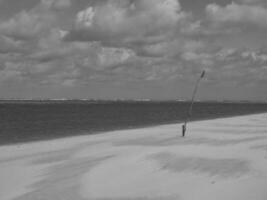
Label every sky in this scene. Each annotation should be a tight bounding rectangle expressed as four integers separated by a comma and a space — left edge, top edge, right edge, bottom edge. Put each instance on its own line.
0, 0, 266, 101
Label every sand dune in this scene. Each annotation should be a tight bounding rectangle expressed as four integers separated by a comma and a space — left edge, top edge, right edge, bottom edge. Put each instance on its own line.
1, 113, 267, 200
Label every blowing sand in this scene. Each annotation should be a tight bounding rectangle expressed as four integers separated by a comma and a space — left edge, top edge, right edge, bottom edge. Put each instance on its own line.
1, 113, 267, 200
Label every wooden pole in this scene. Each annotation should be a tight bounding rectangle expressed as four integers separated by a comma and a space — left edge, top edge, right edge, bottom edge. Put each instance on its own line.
182, 70, 205, 137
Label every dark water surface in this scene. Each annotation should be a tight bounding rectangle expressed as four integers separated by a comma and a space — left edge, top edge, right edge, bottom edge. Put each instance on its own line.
1, 101, 267, 145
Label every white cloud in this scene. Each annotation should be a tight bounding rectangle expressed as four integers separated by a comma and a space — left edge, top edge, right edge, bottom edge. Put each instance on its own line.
206, 2, 267, 28
65, 0, 189, 44
97, 47, 135, 69
76, 7, 95, 28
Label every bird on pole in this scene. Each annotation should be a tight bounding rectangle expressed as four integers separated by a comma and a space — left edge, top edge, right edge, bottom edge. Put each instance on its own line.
182, 70, 205, 137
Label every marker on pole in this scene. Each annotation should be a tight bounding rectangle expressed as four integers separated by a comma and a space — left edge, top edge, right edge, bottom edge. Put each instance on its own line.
182, 70, 205, 137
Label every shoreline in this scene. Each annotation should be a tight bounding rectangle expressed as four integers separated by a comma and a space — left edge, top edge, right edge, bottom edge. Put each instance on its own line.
2, 111, 267, 147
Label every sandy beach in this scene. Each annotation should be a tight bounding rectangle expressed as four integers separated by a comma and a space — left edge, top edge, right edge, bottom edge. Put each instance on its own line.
1, 113, 267, 200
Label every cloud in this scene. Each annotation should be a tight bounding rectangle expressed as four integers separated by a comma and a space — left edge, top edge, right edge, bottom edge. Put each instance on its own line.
59, 0, 214, 84
0, 61, 23, 82
0, 35, 23, 53
206, 47, 267, 85
0, 69, 22, 82
206, 2, 267, 28
0, 0, 265, 93
97, 47, 136, 69
41, 0, 71, 9
0, 9, 55, 40
65, 0, 189, 45
235, 0, 266, 6
0, 27, 140, 86
135, 38, 206, 58
0, 0, 69, 41
41, 65, 80, 86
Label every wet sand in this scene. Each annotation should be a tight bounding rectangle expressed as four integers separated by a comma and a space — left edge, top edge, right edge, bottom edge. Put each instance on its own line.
1, 113, 267, 200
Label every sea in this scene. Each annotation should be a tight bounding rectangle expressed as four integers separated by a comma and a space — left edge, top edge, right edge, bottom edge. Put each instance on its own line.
1, 100, 267, 145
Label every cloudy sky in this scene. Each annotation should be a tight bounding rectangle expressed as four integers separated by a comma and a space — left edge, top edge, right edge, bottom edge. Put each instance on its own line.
0, 0, 266, 100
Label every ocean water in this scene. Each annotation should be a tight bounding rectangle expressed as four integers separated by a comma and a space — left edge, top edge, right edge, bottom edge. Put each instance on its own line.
1, 101, 267, 145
